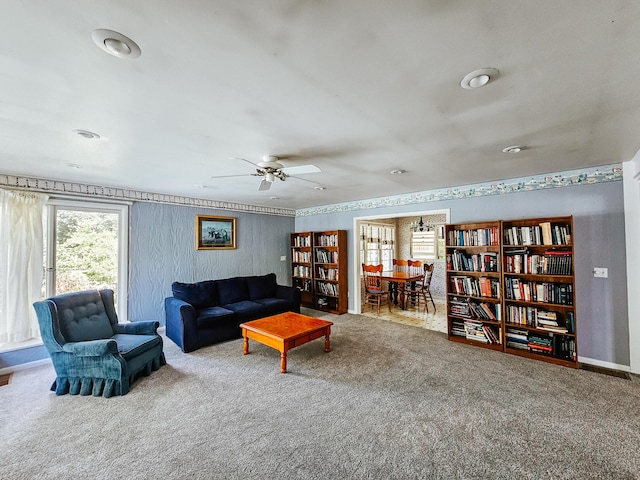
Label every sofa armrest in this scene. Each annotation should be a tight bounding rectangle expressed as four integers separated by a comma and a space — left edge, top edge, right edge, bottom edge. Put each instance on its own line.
276, 284, 301, 304
62, 339, 118, 357
113, 321, 159, 335
165, 297, 199, 352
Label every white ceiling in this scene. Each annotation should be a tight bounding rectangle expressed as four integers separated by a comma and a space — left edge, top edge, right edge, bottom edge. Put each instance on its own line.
1, 1, 639, 210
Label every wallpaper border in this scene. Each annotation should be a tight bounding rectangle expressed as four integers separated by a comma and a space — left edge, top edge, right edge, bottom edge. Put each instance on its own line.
296, 164, 623, 217
0, 174, 296, 217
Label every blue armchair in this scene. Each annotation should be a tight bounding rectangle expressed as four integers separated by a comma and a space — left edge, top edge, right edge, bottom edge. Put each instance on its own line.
33, 289, 166, 397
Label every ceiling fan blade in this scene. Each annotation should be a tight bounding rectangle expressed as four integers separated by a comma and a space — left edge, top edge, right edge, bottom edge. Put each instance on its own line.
210, 173, 252, 179
280, 165, 321, 175
288, 175, 322, 187
258, 179, 272, 191
231, 157, 261, 168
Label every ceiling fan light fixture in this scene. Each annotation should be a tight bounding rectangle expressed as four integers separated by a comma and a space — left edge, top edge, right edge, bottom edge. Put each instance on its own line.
92, 29, 141, 59
265, 172, 276, 183
73, 129, 100, 139
502, 145, 526, 153
460, 68, 499, 89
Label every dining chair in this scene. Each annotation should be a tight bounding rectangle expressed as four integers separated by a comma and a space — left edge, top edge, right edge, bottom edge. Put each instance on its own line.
405, 263, 436, 313
408, 259, 423, 276
362, 263, 391, 314
392, 259, 409, 273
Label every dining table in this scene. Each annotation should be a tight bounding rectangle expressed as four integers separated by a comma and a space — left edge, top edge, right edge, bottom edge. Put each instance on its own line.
381, 271, 423, 309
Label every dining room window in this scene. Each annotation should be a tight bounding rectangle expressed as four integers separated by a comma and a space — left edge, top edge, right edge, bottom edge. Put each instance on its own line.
410, 225, 445, 261
360, 222, 395, 271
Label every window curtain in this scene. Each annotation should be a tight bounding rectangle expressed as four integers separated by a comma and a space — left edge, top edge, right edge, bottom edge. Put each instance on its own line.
0, 188, 48, 344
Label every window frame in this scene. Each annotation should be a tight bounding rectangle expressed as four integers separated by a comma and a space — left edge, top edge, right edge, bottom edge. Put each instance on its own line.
45, 198, 130, 322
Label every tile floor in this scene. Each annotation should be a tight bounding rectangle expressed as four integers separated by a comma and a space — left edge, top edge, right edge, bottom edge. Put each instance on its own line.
360, 296, 448, 334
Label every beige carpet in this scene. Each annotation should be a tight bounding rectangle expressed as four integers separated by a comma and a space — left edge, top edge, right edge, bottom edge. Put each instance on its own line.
1, 309, 639, 479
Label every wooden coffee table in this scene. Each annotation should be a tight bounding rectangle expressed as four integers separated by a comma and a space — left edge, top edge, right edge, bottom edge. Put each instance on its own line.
240, 312, 333, 373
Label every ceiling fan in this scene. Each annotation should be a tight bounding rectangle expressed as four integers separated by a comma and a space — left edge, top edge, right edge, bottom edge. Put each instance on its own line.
211, 155, 322, 191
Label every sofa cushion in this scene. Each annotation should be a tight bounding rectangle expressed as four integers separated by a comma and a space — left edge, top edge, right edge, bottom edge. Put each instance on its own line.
195, 306, 235, 329
216, 277, 249, 305
246, 273, 278, 300
222, 300, 268, 322
112, 334, 161, 361
254, 297, 293, 314
172, 281, 217, 309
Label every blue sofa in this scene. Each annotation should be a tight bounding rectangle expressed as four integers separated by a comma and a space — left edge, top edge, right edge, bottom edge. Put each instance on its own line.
164, 273, 301, 352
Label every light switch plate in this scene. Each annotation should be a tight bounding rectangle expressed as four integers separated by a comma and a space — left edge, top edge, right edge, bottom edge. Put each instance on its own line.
280, 255, 286, 261
593, 267, 608, 278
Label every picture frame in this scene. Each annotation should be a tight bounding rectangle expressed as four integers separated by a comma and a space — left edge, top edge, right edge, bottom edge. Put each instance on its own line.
196, 215, 236, 250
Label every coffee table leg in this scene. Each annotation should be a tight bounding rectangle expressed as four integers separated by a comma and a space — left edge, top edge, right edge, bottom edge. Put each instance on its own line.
243, 335, 249, 355
325, 328, 331, 352
280, 351, 287, 373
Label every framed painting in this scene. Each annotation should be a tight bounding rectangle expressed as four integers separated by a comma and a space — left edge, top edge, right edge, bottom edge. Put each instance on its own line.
196, 215, 236, 250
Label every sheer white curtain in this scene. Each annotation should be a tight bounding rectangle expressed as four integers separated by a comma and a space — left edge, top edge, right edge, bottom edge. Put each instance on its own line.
0, 188, 48, 344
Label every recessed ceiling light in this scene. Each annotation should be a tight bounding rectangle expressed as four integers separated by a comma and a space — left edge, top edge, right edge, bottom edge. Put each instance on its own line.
390, 169, 405, 175
315, 186, 326, 191
502, 145, 526, 153
460, 68, 500, 89
64, 162, 82, 169
73, 129, 100, 139
92, 29, 141, 59
193, 184, 208, 189
270, 196, 279, 200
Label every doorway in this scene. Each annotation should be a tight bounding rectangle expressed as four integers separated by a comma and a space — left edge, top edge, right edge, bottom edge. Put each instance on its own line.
353, 208, 450, 333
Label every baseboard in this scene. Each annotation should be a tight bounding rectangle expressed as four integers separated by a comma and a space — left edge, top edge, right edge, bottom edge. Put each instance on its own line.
0, 358, 51, 376
578, 356, 630, 372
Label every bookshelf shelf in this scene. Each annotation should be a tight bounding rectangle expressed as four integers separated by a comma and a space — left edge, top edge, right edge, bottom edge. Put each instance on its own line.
446, 216, 578, 368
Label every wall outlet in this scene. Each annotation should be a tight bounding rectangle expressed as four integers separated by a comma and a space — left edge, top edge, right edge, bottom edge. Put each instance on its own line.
280, 255, 287, 261
593, 267, 608, 278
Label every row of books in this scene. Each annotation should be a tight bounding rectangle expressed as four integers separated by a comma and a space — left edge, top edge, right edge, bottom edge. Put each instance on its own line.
292, 235, 311, 247
503, 222, 571, 246
292, 265, 311, 278
294, 278, 312, 292
504, 278, 574, 305
504, 306, 574, 333
315, 234, 340, 246
449, 296, 501, 321
448, 250, 499, 272
447, 227, 500, 247
316, 267, 338, 280
504, 249, 572, 275
292, 250, 312, 263
315, 250, 339, 263
506, 328, 576, 360
463, 320, 501, 344
449, 275, 500, 299
316, 281, 339, 296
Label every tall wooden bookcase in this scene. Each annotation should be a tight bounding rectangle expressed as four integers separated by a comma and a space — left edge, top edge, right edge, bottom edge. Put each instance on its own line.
501, 216, 577, 368
290, 232, 314, 308
290, 230, 348, 314
445, 222, 503, 352
445, 216, 578, 368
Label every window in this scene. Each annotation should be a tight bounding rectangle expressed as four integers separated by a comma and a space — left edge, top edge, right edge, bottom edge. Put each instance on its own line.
360, 222, 395, 271
411, 225, 445, 261
45, 199, 129, 321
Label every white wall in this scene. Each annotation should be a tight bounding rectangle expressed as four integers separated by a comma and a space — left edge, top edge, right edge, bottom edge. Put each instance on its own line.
623, 155, 640, 374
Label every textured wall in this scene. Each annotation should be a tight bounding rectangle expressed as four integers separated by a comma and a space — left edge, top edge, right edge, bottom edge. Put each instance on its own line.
295, 181, 629, 367
129, 202, 295, 325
